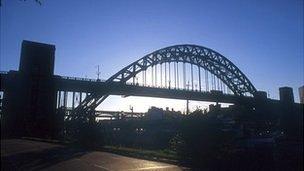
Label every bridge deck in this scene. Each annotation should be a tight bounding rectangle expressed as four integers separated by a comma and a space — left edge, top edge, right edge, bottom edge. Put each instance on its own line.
1, 73, 276, 104
54, 76, 254, 103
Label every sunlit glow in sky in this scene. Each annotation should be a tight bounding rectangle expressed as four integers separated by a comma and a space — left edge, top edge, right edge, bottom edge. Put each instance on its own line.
98, 96, 219, 113
1, 0, 303, 112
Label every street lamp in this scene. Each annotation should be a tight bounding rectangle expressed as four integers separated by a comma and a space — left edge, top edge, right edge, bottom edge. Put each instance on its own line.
96, 65, 101, 81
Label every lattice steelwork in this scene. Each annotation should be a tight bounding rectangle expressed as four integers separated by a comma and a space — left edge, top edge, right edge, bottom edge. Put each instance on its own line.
72, 44, 257, 119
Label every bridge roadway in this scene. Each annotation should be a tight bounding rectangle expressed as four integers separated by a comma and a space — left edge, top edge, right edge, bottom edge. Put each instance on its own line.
55, 76, 254, 104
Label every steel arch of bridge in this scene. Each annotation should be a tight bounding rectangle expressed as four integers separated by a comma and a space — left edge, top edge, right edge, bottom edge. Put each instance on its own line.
74, 44, 257, 116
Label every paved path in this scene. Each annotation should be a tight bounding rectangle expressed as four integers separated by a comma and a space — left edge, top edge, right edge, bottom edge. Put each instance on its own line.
1, 139, 184, 171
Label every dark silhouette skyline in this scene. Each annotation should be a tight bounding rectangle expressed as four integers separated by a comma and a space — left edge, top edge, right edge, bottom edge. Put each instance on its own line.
0, 1, 303, 170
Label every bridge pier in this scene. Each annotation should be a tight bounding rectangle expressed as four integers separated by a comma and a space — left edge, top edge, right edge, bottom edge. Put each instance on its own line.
80, 92, 82, 103
72, 92, 75, 109
57, 91, 60, 108
64, 91, 67, 108
56, 91, 90, 110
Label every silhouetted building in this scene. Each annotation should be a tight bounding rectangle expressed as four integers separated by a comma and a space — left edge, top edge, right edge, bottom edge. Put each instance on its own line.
209, 103, 221, 112
279, 87, 294, 104
146, 107, 164, 120
1, 40, 58, 138
299, 86, 304, 104
254, 91, 267, 100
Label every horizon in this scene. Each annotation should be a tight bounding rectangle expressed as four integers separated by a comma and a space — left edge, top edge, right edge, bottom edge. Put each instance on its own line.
1, 0, 303, 111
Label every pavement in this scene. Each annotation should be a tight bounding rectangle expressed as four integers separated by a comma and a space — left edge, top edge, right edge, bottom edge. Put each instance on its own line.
1, 139, 185, 171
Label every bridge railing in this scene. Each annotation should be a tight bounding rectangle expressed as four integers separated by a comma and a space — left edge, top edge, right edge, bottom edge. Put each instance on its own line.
59, 76, 218, 92
124, 81, 227, 94
60, 76, 107, 82
124, 82, 253, 97
123, 81, 255, 97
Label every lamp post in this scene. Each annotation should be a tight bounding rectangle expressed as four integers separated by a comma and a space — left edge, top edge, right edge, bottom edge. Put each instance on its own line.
96, 65, 101, 81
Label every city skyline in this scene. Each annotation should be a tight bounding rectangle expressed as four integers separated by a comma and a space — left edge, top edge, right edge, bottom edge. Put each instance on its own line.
1, 0, 303, 111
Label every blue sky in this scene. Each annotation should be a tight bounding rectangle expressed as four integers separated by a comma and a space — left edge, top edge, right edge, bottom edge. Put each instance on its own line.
1, 0, 303, 111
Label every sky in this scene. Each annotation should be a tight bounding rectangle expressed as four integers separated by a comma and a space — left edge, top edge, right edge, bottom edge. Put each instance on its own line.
1, 0, 303, 112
